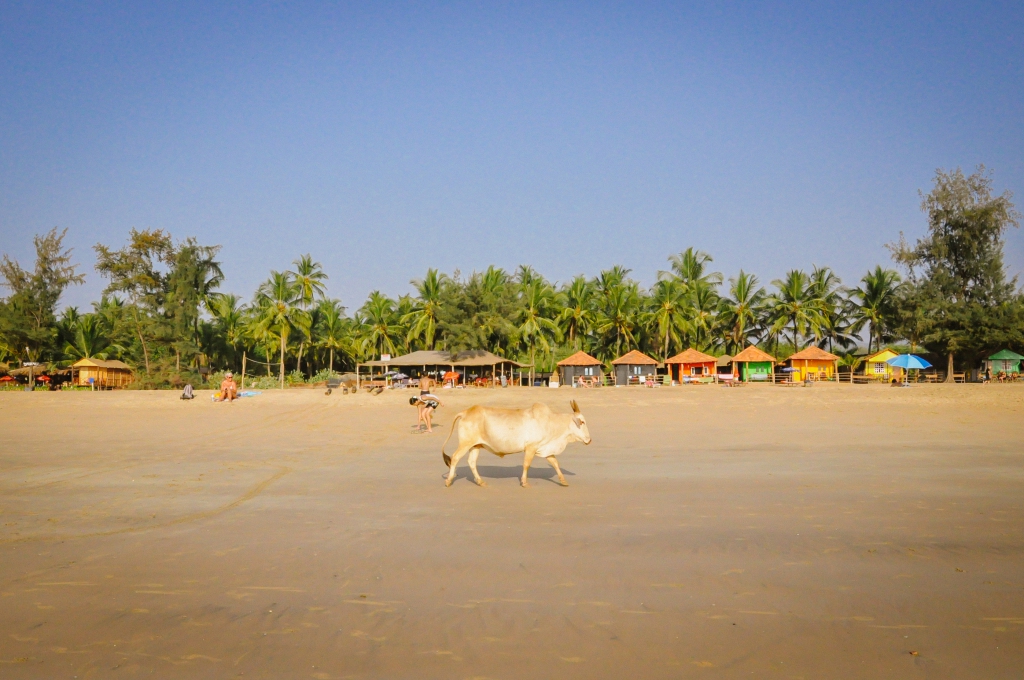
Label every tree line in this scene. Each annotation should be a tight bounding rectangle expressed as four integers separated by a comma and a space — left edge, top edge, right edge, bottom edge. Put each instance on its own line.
1, 167, 1021, 387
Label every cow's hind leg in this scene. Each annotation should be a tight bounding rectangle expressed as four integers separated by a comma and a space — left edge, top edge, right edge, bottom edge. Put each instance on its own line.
520, 446, 537, 488
445, 443, 474, 487
545, 456, 568, 486
467, 446, 487, 487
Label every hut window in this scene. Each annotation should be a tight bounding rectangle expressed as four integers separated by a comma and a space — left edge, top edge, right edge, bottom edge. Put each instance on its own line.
691, 366, 704, 376
584, 367, 596, 376
873, 363, 885, 374
630, 366, 642, 375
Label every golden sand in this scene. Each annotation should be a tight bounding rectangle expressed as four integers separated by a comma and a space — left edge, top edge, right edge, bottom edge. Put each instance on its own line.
1, 384, 1022, 678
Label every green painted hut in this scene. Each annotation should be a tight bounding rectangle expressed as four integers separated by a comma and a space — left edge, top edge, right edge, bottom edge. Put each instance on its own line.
986, 349, 1023, 376
732, 345, 776, 382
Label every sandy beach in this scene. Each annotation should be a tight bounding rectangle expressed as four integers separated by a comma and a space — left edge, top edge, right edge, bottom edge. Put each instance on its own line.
1, 383, 1022, 679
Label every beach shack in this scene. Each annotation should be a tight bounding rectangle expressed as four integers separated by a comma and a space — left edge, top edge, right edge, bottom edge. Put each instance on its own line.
611, 349, 658, 386
784, 346, 840, 381
72, 358, 134, 388
356, 350, 528, 389
985, 349, 1023, 376
557, 351, 603, 387
716, 354, 734, 380
732, 345, 776, 382
863, 348, 898, 381
665, 348, 717, 384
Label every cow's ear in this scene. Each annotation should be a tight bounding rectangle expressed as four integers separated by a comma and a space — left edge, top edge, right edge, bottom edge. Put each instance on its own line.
570, 400, 580, 414
572, 416, 582, 427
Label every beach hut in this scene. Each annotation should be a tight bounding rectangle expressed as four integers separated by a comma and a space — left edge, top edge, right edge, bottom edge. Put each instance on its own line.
784, 346, 840, 381
985, 349, 1023, 376
732, 345, 776, 382
356, 350, 529, 389
665, 348, 717, 384
863, 348, 899, 381
611, 349, 658, 386
557, 351, 603, 387
71, 358, 134, 388
716, 354, 734, 379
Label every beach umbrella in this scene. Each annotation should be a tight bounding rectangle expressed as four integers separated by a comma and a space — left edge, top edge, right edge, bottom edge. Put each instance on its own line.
886, 354, 932, 370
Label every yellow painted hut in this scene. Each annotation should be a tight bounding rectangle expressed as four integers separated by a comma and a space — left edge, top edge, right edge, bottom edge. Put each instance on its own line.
784, 346, 839, 381
863, 349, 898, 381
72, 358, 134, 388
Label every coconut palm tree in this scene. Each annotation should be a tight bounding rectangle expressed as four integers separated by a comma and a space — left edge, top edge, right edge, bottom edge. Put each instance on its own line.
404, 268, 446, 350
689, 280, 720, 351
316, 299, 351, 375
63, 314, 115, 361
516, 280, 560, 383
769, 270, 825, 351
557, 275, 597, 351
254, 271, 311, 388
594, 280, 640, 360
663, 248, 722, 287
358, 291, 403, 359
644, 278, 690, 359
289, 256, 328, 374
718, 270, 766, 353
848, 266, 902, 354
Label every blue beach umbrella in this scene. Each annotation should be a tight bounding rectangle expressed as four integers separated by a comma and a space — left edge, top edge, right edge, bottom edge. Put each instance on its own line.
886, 354, 932, 370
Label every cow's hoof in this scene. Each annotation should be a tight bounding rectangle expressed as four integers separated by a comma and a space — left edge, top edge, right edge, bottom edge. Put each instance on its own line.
444, 479, 453, 487
557, 480, 569, 487
520, 481, 530, 488
475, 480, 488, 487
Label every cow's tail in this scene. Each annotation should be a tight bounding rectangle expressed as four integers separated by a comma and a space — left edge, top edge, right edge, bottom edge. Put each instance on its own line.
441, 412, 463, 467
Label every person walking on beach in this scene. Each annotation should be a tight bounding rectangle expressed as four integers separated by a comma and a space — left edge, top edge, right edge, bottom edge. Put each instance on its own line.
416, 374, 441, 433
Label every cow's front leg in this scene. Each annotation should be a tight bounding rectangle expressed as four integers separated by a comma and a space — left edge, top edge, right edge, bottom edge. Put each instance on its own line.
546, 455, 568, 486
468, 446, 487, 487
445, 444, 473, 487
521, 447, 537, 487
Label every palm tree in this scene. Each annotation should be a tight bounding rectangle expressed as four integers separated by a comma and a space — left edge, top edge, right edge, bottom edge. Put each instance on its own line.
64, 314, 115, 361
557, 276, 597, 351
718, 270, 766, 353
769, 270, 825, 351
663, 248, 722, 287
255, 271, 311, 388
289, 255, 328, 374
689, 280, 720, 351
207, 293, 246, 369
358, 291, 403, 359
404, 268, 446, 350
594, 281, 640, 360
516, 280, 560, 383
316, 299, 351, 375
644, 278, 689, 359
848, 266, 901, 354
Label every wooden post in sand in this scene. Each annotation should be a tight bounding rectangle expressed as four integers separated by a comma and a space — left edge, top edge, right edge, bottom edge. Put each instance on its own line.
241, 351, 247, 390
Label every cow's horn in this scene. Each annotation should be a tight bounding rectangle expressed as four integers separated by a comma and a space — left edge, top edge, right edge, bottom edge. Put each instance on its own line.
570, 400, 580, 413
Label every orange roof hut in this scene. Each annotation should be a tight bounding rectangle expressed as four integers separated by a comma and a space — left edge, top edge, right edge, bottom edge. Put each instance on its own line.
732, 345, 776, 382
556, 351, 604, 387
784, 346, 839, 382
665, 348, 717, 384
611, 349, 658, 386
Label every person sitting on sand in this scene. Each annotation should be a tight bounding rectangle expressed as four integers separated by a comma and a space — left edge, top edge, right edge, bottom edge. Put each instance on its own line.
218, 372, 238, 402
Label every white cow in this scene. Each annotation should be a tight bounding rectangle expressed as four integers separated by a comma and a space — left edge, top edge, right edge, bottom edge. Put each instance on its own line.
441, 401, 591, 487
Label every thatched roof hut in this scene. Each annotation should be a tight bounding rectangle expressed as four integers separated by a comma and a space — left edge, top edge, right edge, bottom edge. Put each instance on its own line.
665, 348, 717, 383
732, 345, 776, 382
611, 349, 658, 386
784, 346, 839, 381
556, 351, 603, 387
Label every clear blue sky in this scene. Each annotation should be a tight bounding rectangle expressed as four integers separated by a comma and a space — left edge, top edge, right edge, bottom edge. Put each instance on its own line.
2, 1, 1022, 311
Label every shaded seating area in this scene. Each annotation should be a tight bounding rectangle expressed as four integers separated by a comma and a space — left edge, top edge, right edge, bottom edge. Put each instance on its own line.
356, 350, 529, 390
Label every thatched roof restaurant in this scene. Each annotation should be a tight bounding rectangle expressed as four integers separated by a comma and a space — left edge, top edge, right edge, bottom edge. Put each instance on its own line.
357, 350, 529, 388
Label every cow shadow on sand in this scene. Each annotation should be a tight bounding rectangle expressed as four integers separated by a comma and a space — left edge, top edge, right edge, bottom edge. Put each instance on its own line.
444, 465, 576, 484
